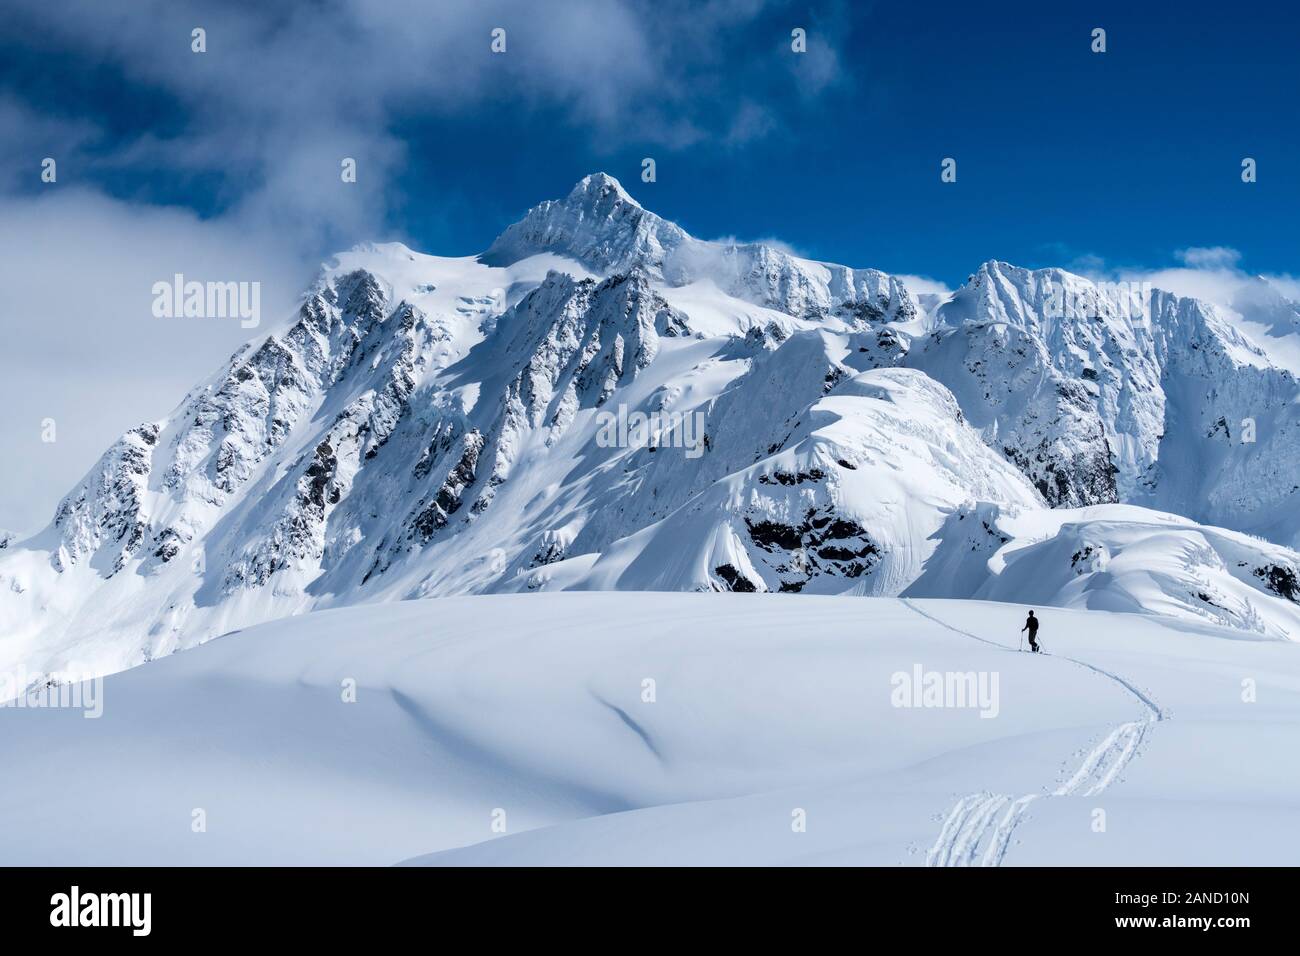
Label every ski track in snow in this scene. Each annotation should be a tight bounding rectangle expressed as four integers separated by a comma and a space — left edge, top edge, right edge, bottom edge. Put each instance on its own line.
901, 598, 1166, 867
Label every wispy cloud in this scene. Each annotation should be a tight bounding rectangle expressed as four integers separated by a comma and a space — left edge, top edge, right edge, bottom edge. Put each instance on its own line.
1175, 246, 1243, 270
1052, 245, 1286, 309
896, 274, 953, 298
1, 0, 852, 251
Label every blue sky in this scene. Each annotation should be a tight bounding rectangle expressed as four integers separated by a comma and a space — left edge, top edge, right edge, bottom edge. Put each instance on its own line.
400, 1, 1299, 283
0, 0, 1297, 528
3, 0, 1296, 280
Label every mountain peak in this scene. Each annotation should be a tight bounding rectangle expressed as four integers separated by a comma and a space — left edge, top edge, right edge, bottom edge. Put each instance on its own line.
567, 171, 640, 208
481, 171, 687, 273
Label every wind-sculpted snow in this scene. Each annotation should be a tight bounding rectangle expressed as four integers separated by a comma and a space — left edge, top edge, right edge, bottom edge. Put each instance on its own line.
3, 173, 1300, 689
908, 503, 1300, 640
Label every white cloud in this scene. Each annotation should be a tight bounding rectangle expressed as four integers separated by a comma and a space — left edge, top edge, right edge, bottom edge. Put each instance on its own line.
1175, 246, 1243, 270
0, 189, 308, 531
705, 234, 810, 258
3, 0, 838, 250
1064, 246, 1272, 312
896, 274, 953, 298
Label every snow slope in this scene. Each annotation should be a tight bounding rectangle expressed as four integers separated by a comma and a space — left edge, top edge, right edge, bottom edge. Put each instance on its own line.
511, 364, 1043, 596
2, 593, 1297, 866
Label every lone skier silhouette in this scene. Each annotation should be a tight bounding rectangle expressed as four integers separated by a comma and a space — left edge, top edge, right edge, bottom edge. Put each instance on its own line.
1021, 610, 1040, 653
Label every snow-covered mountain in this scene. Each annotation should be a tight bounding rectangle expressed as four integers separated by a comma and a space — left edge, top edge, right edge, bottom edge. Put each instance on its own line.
3, 173, 1299, 686
908, 262, 1300, 528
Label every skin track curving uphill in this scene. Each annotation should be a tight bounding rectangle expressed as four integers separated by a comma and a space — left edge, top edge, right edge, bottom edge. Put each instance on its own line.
900, 599, 1166, 868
